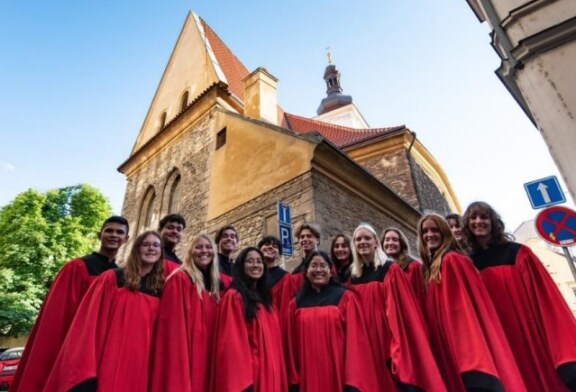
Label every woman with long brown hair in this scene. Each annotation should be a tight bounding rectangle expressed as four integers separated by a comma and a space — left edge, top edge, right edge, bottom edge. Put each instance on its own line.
330, 233, 353, 283
418, 213, 526, 391
44, 231, 165, 391
151, 234, 231, 392
381, 227, 424, 300
463, 201, 576, 391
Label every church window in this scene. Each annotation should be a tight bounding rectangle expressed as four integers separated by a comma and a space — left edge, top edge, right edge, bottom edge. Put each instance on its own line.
138, 186, 156, 234
216, 127, 227, 150
180, 91, 189, 112
165, 171, 181, 214
159, 111, 167, 130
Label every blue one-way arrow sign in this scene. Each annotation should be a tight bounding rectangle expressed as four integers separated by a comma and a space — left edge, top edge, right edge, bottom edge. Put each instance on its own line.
524, 176, 566, 209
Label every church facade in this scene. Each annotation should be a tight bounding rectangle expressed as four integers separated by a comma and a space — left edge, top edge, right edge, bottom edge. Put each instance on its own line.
118, 11, 460, 265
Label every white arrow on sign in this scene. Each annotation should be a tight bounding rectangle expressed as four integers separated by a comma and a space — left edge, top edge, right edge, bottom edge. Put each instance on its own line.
537, 183, 551, 203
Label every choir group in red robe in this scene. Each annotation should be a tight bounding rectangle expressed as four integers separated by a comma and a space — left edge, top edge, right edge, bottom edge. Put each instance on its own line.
12, 201, 576, 391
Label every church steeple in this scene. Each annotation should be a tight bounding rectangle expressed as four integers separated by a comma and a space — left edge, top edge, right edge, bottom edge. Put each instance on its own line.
317, 49, 353, 115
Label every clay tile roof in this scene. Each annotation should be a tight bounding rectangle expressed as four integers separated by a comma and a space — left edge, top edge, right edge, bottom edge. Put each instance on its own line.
200, 18, 250, 101
283, 113, 404, 148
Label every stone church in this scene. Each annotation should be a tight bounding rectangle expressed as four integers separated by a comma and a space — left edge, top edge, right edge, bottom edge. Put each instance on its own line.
117, 11, 460, 265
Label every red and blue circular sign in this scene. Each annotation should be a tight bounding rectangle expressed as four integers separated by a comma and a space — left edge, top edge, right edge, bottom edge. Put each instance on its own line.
535, 206, 576, 247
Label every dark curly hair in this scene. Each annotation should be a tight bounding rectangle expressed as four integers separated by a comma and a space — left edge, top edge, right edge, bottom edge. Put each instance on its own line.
462, 201, 514, 251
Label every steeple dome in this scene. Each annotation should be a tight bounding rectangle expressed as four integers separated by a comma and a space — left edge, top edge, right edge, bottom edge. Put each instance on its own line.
316, 51, 352, 115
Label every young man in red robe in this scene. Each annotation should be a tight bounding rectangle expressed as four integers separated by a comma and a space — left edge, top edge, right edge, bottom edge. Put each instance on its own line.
158, 213, 186, 276
10, 216, 129, 392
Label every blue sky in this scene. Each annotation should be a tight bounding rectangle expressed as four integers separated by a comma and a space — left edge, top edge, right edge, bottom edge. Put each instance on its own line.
0, 1, 571, 232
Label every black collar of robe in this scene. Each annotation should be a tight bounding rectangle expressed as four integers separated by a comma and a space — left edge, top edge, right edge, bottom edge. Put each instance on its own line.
81, 252, 119, 276
470, 242, 521, 270
113, 268, 161, 297
164, 247, 182, 265
350, 261, 394, 284
267, 266, 288, 287
296, 283, 346, 308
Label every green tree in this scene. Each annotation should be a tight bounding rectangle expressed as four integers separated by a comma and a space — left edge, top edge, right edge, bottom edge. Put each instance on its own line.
0, 184, 112, 337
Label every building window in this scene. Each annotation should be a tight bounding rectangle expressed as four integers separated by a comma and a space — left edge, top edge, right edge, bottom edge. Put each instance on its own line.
180, 91, 189, 112
216, 127, 227, 150
138, 186, 156, 234
159, 111, 167, 130
167, 174, 181, 214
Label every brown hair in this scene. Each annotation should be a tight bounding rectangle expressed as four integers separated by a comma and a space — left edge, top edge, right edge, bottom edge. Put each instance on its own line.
381, 227, 411, 269
417, 213, 459, 285
462, 201, 513, 251
124, 231, 165, 294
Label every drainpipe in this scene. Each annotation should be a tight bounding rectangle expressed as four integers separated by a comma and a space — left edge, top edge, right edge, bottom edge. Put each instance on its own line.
478, 0, 522, 70
406, 131, 424, 213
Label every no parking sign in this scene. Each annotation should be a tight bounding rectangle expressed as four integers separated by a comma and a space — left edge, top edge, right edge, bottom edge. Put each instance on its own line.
535, 206, 576, 247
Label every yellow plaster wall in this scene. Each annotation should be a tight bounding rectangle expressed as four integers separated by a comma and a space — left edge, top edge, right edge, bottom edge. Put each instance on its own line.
133, 12, 220, 153
208, 111, 316, 219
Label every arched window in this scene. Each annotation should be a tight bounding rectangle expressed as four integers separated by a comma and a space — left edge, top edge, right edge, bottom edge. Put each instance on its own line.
162, 169, 182, 216
168, 174, 181, 214
159, 111, 167, 131
138, 186, 156, 234
180, 91, 189, 112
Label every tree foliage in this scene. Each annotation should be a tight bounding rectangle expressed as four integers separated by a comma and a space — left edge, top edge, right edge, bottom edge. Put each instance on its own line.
0, 184, 112, 337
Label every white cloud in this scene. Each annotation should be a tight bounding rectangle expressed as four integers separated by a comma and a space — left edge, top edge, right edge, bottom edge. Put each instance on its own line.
0, 162, 15, 172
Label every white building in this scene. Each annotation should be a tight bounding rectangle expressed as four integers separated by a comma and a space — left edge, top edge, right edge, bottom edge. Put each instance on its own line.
466, 0, 576, 202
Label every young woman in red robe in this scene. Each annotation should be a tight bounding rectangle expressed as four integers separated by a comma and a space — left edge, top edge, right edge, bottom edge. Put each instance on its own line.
350, 223, 445, 391
43, 230, 165, 391
212, 247, 287, 391
150, 234, 230, 392
463, 201, 576, 390
285, 250, 379, 391
381, 227, 425, 302
418, 213, 527, 391
330, 233, 353, 284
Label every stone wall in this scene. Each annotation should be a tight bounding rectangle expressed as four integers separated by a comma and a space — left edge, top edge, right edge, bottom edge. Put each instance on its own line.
120, 114, 215, 260
312, 170, 419, 254
206, 172, 315, 270
355, 150, 420, 210
411, 159, 452, 216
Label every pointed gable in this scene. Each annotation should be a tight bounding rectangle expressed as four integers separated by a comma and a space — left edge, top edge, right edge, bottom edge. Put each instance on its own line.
130, 12, 252, 155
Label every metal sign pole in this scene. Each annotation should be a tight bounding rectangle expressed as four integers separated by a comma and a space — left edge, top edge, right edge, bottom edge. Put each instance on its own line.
562, 247, 576, 282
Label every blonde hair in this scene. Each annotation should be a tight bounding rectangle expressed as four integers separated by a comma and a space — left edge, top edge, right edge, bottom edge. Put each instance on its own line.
351, 223, 389, 278
182, 234, 222, 300
417, 213, 459, 285
124, 231, 165, 294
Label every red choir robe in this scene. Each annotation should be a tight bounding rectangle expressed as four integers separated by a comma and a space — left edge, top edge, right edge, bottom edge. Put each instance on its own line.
150, 269, 229, 392
350, 261, 446, 391
211, 289, 288, 392
267, 265, 289, 311
424, 251, 527, 391
43, 268, 160, 391
163, 258, 181, 278
10, 253, 117, 392
285, 285, 379, 391
471, 242, 576, 391
402, 259, 425, 306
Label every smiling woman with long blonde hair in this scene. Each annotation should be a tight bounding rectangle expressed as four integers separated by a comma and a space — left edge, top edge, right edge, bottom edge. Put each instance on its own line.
151, 234, 231, 392
349, 223, 445, 392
